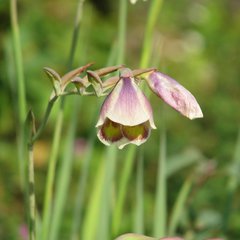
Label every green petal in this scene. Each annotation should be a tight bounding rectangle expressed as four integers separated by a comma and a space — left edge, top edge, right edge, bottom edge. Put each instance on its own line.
99, 118, 123, 144
122, 122, 150, 146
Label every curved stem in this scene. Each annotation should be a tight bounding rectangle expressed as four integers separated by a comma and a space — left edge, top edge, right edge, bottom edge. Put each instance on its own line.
32, 96, 58, 143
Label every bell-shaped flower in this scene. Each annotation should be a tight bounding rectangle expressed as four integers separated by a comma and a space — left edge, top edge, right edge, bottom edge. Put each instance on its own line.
96, 68, 156, 149
146, 71, 203, 120
96, 68, 203, 149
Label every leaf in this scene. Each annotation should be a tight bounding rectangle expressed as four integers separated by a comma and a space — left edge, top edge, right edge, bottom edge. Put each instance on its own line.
43, 67, 62, 96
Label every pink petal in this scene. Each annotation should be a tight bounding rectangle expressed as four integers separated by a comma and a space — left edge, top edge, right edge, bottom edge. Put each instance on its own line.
147, 71, 203, 120
96, 71, 156, 128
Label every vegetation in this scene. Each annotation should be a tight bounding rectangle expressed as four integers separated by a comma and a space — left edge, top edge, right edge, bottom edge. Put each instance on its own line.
0, 0, 240, 239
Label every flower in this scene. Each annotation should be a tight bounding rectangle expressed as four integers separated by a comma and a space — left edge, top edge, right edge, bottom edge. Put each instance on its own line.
96, 68, 156, 149
96, 68, 203, 149
146, 71, 203, 120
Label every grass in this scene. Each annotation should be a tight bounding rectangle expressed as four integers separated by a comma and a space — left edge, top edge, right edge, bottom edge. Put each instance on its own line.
6, 0, 239, 240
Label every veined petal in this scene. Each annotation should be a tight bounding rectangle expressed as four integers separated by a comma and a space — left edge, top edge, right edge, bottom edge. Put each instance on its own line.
146, 71, 203, 119
97, 119, 152, 149
121, 121, 151, 147
97, 118, 123, 146
96, 71, 156, 128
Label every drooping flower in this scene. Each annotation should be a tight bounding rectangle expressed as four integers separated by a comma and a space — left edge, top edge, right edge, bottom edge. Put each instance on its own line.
96, 68, 203, 149
146, 71, 203, 120
96, 68, 156, 149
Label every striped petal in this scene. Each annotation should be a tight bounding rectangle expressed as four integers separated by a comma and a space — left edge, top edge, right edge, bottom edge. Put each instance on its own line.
96, 68, 156, 128
146, 71, 203, 120
97, 119, 151, 149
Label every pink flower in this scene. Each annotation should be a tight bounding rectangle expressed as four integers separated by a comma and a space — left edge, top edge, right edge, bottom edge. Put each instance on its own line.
96, 68, 203, 149
96, 68, 156, 149
146, 71, 203, 120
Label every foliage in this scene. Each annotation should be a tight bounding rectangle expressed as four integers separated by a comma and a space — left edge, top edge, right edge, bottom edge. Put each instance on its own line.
0, 0, 240, 239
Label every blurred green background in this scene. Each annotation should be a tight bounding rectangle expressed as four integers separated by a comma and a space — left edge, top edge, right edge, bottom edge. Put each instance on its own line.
1, 0, 240, 239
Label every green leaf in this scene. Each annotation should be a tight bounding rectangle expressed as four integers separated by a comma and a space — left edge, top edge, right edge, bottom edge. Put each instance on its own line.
25, 109, 36, 143
43, 67, 62, 96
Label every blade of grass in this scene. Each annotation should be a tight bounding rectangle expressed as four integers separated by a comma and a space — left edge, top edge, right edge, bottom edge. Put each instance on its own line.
42, 0, 86, 239
134, 152, 144, 234
81, 153, 105, 240
41, 100, 64, 240
49, 97, 82, 240
140, 0, 164, 68
10, 0, 27, 190
27, 143, 36, 240
70, 133, 96, 240
68, 0, 86, 69
117, 0, 127, 64
97, 146, 117, 240
223, 127, 240, 233
112, 145, 136, 236
168, 176, 193, 235
153, 119, 167, 237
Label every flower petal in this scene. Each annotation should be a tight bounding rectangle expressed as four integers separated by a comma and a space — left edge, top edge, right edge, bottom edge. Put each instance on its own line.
96, 69, 156, 128
122, 121, 150, 146
97, 118, 123, 146
146, 71, 203, 119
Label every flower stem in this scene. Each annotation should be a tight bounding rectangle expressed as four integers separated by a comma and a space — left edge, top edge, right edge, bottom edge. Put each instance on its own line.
117, 0, 128, 64
32, 96, 58, 143
153, 121, 167, 237
68, 0, 86, 69
134, 152, 144, 234
41, 100, 64, 240
28, 143, 36, 240
112, 145, 136, 236
44, 0, 86, 239
140, 0, 163, 68
10, 0, 27, 189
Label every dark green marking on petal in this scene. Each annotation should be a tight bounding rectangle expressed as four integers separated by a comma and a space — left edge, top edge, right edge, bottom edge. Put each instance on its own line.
101, 118, 123, 142
122, 122, 149, 141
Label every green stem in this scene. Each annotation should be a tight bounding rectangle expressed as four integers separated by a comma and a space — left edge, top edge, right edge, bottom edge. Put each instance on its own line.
44, 0, 86, 239
117, 0, 127, 64
32, 96, 58, 143
140, 0, 163, 68
10, 0, 27, 189
168, 176, 193, 235
41, 101, 64, 240
112, 146, 136, 236
153, 123, 167, 237
134, 152, 144, 234
71, 136, 95, 240
68, 0, 86, 69
49, 98, 80, 240
98, 146, 117, 240
28, 143, 36, 240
